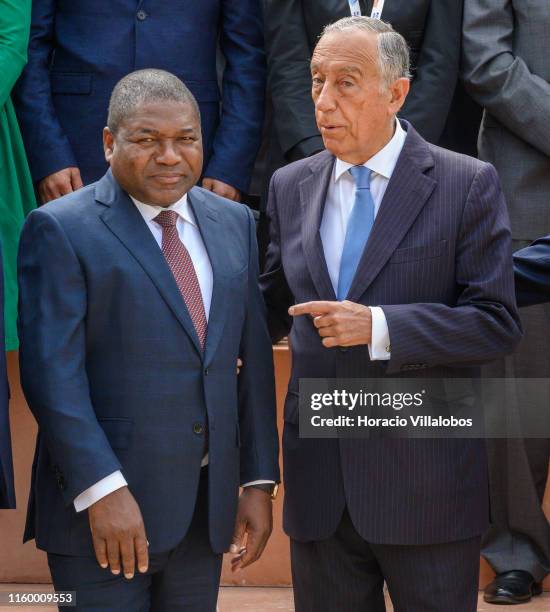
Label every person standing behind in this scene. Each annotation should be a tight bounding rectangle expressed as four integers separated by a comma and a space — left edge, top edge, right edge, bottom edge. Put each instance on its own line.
463, 1, 550, 604
263, 0, 480, 166
13, 0, 265, 204
0, 0, 37, 509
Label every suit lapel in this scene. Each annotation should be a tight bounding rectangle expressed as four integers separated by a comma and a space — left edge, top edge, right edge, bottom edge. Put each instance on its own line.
347, 123, 437, 302
96, 171, 203, 357
187, 189, 229, 367
300, 151, 337, 301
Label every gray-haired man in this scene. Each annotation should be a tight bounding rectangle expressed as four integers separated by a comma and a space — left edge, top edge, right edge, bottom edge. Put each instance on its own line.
261, 17, 520, 612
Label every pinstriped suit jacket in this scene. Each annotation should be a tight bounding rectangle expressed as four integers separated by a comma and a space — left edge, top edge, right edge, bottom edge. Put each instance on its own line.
261, 121, 522, 545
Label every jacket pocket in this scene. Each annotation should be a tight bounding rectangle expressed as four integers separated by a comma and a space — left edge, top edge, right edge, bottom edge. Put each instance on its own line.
51, 72, 93, 95
98, 417, 134, 450
389, 240, 448, 264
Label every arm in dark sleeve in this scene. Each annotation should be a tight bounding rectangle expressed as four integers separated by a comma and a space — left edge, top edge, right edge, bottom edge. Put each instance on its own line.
463, 0, 550, 157
399, 0, 463, 143
382, 163, 522, 374
237, 207, 280, 484
204, 0, 266, 193
260, 172, 294, 342
12, 0, 77, 181
18, 209, 122, 505
513, 237, 550, 307
263, 0, 323, 160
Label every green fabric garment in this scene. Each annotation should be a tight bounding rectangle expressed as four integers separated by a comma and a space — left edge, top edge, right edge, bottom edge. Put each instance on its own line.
0, 0, 36, 350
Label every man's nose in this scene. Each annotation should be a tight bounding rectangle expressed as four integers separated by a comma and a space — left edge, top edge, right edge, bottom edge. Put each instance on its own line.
156, 141, 182, 165
315, 82, 337, 113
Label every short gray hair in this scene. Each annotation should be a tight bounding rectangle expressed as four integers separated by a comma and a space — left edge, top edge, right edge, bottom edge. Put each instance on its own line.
107, 69, 200, 133
320, 17, 411, 87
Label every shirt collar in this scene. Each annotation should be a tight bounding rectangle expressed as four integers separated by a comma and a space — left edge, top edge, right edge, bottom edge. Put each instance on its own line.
334, 119, 407, 183
130, 192, 197, 227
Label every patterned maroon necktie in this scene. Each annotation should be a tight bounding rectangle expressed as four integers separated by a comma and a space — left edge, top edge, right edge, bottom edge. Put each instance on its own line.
154, 210, 207, 350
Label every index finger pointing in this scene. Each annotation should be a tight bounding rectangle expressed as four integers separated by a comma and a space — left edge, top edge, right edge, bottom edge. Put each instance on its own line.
289, 301, 340, 317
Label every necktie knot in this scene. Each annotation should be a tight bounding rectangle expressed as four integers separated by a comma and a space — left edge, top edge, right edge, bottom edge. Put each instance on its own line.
349, 165, 372, 190
154, 210, 179, 227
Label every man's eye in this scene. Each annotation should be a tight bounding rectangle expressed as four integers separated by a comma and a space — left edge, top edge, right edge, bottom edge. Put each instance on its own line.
138, 138, 154, 143
312, 77, 324, 86
341, 81, 354, 88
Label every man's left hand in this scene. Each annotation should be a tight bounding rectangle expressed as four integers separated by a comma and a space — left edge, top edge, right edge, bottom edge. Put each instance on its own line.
229, 487, 273, 572
202, 178, 241, 202
289, 300, 373, 347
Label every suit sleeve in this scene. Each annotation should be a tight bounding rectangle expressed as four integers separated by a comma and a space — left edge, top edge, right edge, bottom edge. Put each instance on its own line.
203, 0, 266, 193
263, 0, 324, 160
18, 208, 123, 505
381, 163, 522, 374
0, 0, 30, 106
260, 171, 294, 342
237, 207, 280, 485
12, 0, 77, 182
399, 0, 462, 143
513, 236, 550, 308
462, 0, 550, 157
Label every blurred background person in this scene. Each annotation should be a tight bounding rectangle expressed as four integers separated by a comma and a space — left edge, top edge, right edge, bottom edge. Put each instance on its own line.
463, 0, 550, 605
13, 0, 265, 204
0, 0, 37, 508
257, 0, 480, 263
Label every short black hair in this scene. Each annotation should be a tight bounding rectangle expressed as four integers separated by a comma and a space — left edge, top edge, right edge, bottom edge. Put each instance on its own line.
107, 69, 201, 133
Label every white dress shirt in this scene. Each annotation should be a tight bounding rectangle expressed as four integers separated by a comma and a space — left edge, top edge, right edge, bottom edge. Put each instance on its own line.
74, 193, 271, 512
320, 119, 407, 360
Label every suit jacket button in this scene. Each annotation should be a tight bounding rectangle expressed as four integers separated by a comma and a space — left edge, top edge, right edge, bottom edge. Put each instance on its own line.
136, 10, 147, 20
193, 423, 203, 435
204, 368, 209, 376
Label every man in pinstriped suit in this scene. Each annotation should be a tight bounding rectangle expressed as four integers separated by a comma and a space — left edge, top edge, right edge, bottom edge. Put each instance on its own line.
261, 17, 522, 612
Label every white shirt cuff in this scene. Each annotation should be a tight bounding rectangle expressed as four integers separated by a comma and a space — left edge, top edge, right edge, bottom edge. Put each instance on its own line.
73, 471, 128, 512
242, 480, 276, 487
368, 306, 391, 360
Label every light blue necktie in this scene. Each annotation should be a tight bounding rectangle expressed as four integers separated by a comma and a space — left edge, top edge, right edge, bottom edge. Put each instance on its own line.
337, 166, 375, 301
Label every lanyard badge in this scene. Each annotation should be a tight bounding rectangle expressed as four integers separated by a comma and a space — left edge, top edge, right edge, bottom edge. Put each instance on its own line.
348, 0, 362, 16
370, 0, 385, 19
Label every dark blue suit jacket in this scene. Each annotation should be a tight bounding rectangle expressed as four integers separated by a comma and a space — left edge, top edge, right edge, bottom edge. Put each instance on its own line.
14, 0, 265, 193
18, 171, 279, 555
0, 243, 15, 509
514, 236, 550, 307
261, 122, 522, 545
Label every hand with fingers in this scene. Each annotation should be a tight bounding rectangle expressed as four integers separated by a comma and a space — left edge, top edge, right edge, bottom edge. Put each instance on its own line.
229, 487, 273, 573
289, 300, 373, 347
38, 167, 84, 204
88, 486, 149, 580
202, 177, 241, 202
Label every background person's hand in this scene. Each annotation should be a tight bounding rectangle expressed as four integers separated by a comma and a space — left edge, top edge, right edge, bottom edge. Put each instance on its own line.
38, 167, 84, 203
229, 487, 273, 572
237, 358, 243, 374
88, 486, 149, 580
289, 300, 373, 347
202, 177, 241, 202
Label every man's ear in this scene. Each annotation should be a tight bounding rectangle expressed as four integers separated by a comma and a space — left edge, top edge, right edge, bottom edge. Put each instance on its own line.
389, 77, 410, 114
103, 127, 114, 163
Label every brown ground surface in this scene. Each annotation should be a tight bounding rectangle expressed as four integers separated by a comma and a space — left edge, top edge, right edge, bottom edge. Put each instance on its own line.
1, 585, 550, 611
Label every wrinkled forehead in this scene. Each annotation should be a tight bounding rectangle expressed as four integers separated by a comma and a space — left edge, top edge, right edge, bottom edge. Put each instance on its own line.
311, 30, 379, 75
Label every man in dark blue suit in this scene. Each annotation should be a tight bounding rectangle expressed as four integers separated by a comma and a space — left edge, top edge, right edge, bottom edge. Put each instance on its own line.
18, 69, 279, 611
261, 17, 521, 612
14, 0, 264, 205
